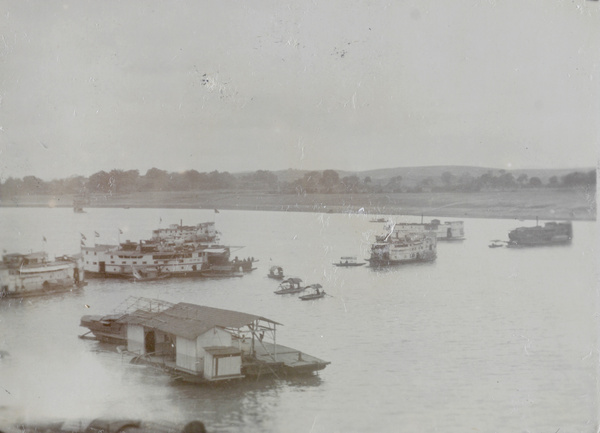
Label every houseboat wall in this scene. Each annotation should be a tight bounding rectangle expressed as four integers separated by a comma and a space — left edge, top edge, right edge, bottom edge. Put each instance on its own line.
127, 325, 145, 353
175, 327, 240, 379
204, 349, 242, 380
177, 336, 200, 373
126, 324, 174, 356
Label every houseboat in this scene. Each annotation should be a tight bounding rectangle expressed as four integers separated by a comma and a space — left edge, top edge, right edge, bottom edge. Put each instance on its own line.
507, 220, 573, 247
82, 221, 255, 279
392, 219, 465, 241
0, 251, 85, 299
368, 228, 437, 267
81, 300, 330, 383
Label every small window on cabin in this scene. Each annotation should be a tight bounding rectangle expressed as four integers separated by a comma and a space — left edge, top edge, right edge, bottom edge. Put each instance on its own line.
122, 261, 126, 264
93, 262, 97, 265
143, 262, 147, 264
111, 261, 115, 264
133, 262, 137, 264
94, 252, 97, 256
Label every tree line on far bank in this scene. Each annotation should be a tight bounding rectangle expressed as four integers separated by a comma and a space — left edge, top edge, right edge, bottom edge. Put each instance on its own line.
0, 167, 595, 198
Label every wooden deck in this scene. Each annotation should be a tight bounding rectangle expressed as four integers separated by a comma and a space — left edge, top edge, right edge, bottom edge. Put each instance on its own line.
239, 340, 330, 376
127, 339, 329, 383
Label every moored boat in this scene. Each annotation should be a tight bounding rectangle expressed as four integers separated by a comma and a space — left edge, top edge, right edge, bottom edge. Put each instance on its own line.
82, 221, 257, 279
299, 284, 326, 300
0, 252, 85, 299
367, 227, 437, 267
507, 220, 573, 247
274, 277, 306, 294
267, 265, 285, 280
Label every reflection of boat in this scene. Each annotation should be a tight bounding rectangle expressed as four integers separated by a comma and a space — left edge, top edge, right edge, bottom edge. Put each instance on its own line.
369, 218, 387, 223
10, 418, 208, 433
80, 297, 175, 344
333, 257, 366, 267
131, 266, 171, 281
267, 265, 285, 280
368, 227, 437, 267
84, 299, 330, 383
0, 252, 85, 299
274, 278, 306, 294
507, 220, 573, 247
488, 240, 505, 248
299, 284, 325, 300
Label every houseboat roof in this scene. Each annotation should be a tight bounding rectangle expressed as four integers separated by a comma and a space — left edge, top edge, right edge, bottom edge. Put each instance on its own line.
123, 303, 281, 340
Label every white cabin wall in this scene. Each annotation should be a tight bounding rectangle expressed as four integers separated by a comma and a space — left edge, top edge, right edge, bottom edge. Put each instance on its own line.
203, 353, 242, 380
127, 325, 145, 354
176, 336, 200, 373
217, 355, 242, 377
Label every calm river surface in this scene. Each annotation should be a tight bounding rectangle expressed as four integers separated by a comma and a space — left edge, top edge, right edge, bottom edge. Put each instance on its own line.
0, 207, 597, 433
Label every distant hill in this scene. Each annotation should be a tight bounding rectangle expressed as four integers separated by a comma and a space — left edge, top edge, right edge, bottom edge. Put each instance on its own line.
270, 165, 595, 186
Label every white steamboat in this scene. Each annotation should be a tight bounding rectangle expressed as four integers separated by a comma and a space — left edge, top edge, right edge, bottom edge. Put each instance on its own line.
368, 225, 437, 267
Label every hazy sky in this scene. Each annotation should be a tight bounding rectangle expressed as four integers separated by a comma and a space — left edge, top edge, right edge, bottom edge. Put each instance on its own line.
0, 0, 598, 181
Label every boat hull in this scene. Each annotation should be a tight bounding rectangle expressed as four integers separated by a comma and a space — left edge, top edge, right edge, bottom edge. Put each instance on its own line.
274, 288, 306, 295
299, 293, 325, 300
367, 255, 436, 267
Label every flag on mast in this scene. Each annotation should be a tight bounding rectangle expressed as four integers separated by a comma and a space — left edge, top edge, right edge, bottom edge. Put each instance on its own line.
94, 231, 100, 237
80, 233, 87, 240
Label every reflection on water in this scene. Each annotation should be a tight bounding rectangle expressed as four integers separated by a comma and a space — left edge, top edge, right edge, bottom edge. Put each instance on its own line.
0, 208, 597, 433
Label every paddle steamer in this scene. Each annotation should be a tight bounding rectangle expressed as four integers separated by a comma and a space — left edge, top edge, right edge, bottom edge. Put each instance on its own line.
82, 221, 254, 278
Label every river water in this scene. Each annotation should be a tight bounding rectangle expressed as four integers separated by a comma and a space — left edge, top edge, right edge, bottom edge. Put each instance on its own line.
0, 207, 597, 433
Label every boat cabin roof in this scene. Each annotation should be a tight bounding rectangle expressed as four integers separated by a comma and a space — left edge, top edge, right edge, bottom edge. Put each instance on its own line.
283, 277, 302, 283
123, 302, 281, 339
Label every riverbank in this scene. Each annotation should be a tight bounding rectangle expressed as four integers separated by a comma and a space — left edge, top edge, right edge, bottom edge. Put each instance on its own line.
0, 188, 596, 221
